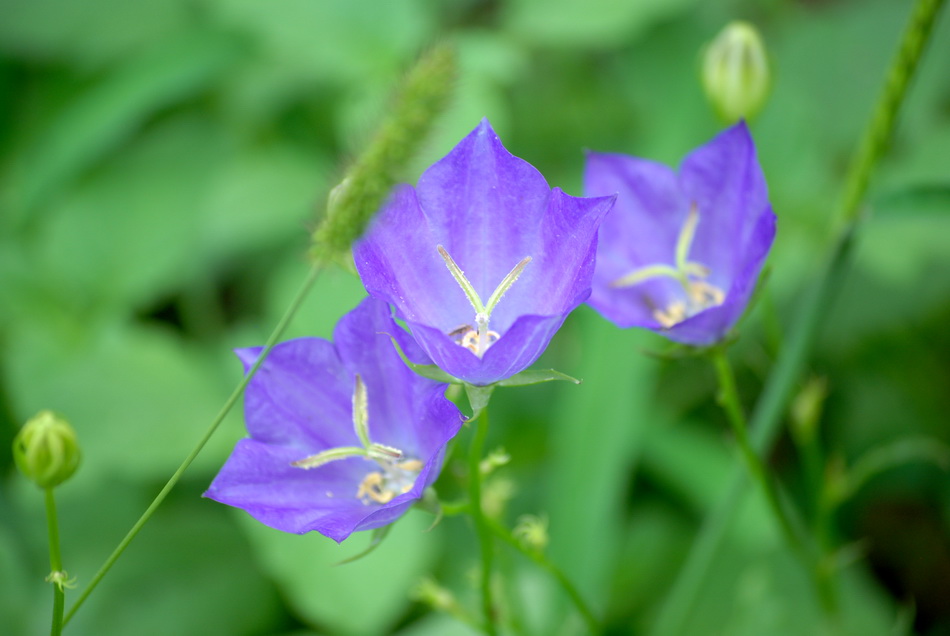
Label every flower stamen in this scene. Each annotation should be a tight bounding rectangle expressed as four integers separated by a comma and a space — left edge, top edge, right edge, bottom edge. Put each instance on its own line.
611, 203, 726, 328
290, 376, 423, 505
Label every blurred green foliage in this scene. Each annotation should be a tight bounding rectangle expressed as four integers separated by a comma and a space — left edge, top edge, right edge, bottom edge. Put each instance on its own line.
1, 0, 949, 634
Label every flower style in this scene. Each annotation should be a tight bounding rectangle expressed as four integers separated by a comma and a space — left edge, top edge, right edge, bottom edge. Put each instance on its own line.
584, 121, 776, 346
353, 119, 615, 386
204, 297, 463, 543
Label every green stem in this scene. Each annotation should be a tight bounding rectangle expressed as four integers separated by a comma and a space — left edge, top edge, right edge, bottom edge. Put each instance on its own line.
651, 0, 945, 633
45, 488, 64, 636
484, 516, 602, 634
711, 348, 801, 551
836, 0, 946, 227
64, 263, 324, 626
468, 406, 497, 635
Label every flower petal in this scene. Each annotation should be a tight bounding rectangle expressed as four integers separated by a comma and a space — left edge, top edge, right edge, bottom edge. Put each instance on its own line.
679, 120, 770, 288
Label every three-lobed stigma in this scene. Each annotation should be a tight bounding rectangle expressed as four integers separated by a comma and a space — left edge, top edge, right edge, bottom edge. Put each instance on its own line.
437, 245, 531, 357
290, 375, 423, 505
611, 204, 726, 328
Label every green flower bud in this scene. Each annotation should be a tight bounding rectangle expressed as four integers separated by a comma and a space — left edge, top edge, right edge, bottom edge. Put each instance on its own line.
702, 21, 770, 123
312, 43, 458, 260
13, 411, 81, 489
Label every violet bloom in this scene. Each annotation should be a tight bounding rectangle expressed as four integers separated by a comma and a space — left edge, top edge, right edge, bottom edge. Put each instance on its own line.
204, 297, 462, 543
585, 121, 776, 346
354, 119, 614, 386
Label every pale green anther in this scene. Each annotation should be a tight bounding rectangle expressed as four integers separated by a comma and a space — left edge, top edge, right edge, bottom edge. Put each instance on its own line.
485, 255, 532, 316
291, 446, 368, 469
368, 443, 404, 460
437, 245, 486, 314
352, 374, 371, 449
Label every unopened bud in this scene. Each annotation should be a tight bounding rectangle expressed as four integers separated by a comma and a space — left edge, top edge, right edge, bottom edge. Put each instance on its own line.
512, 514, 549, 553
13, 411, 81, 489
702, 21, 770, 123
411, 576, 458, 613
790, 376, 828, 446
312, 43, 458, 260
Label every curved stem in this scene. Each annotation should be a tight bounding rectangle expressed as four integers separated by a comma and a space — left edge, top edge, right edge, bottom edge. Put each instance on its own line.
64, 263, 324, 625
484, 516, 601, 634
836, 0, 946, 227
45, 488, 64, 636
468, 405, 497, 635
711, 348, 801, 550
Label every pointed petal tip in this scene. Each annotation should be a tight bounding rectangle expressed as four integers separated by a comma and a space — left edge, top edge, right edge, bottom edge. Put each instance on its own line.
234, 347, 264, 371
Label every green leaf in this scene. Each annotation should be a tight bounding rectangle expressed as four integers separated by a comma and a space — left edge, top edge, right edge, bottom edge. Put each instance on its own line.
496, 368, 581, 387
827, 436, 950, 506
239, 509, 439, 635
10, 29, 241, 219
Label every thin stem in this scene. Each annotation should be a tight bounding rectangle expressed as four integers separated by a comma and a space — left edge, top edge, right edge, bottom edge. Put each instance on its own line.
836, 0, 945, 227
652, 0, 945, 632
64, 263, 324, 625
45, 488, 64, 636
485, 516, 602, 634
468, 405, 497, 635
711, 348, 800, 550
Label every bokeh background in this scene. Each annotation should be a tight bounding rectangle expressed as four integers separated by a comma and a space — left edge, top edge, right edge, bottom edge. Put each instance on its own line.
2, 0, 949, 634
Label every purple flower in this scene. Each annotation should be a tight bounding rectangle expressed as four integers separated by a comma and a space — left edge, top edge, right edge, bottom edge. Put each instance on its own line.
353, 119, 614, 386
204, 297, 463, 543
584, 121, 776, 346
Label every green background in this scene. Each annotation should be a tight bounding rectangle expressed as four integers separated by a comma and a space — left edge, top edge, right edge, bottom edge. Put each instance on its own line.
1, 0, 949, 634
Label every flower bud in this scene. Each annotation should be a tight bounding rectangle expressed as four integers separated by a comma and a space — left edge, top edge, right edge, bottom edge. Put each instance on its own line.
702, 21, 770, 123
312, 43, 457, 260
13, 411, 80, 489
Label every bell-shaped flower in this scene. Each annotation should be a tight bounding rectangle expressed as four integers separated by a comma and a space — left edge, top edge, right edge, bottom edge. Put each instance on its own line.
353, 119, 614, 386
584, 121, 776, 346
204, 297, 463, 543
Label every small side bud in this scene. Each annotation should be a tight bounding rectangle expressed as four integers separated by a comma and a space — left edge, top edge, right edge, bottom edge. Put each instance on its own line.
13, 411, 81, 489
790, 376, 828, 447
312, 42, 458, 260
512, 514, 549, 553
411, 576, 459, 614
702, 21, 770, 123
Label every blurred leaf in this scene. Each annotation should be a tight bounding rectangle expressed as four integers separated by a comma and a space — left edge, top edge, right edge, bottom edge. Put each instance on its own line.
502, 0, 700, 48
239, 509, 439, 635
497, 368, 580, 387
211, 0, 432, 106
7, 29, 241, 219
201, 141, 330, 260
33, 117, 227, 313
828, 437, 950, 507
0, 0, 191, 66
872, 184, 950, 216
36, 481, 282, 636
3, 319, 238, 483
535, 310, 656, 630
